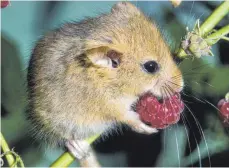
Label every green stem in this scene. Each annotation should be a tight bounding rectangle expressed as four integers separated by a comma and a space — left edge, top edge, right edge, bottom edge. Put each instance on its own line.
206, 24, 229, 45
0, 132, 15, 167
200, 1, 229, 37
221, 36, 229, 41
177, 1, 229, 58
50, 134, 100, 167
177, 48, 187, 59
49, 152, 75, 167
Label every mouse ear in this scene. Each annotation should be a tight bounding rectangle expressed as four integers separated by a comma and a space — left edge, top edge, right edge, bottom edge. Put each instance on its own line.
111, 2, 141, 16
86, 47, 122, 69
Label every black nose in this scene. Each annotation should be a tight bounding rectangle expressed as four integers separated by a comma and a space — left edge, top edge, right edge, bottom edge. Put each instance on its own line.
143, 61, 160, 74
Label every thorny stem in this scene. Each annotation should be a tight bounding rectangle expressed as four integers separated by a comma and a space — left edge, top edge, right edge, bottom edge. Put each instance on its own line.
0, 132, 16, 167
49, 152, 75, 167
177, 1, 229, 58
199, 1, 229, 37
206, 24, 229, 45
50, 134, 100, 167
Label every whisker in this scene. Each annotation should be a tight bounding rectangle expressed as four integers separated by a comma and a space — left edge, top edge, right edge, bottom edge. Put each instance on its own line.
199, 98, 228, 127
198, 11, 206, 22
163, 130, 166, 167
166, 68, 211, 166
191, 81, 215, 88
181, 90, 228, 133
167, 80, 184, 88
166, 81, 194, 104
190, 63, 212, 71
182, 92, 206, 104
171, 62, 212, 81
165, 85, 181, 167
184, 103, 211, 167
184, 88, 223, 116
170, 62, 212, 90
160, 87, 167, 166
162, 86, 169, 121
185, 1, 195, 28
165, 84, 206, 166
174, 124, 181, 167
202, 81, 214, 88
164, 77, 211, 167
172, 72, 208, 80
180, 114, 193, 166
183, 100, 194, 104
165, 84, 187, 167
165, 83, 192, 104
182, 113, 202, 166
189, 80, 214, 88
203, 99, 221, 113
164, 85, 173, 98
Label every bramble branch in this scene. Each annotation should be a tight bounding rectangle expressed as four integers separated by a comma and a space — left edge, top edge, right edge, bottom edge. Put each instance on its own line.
50, 134, 100, 167
177, 1, 229, 59
0, 132, 24, 167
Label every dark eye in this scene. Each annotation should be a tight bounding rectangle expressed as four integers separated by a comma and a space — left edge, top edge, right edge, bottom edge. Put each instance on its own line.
111, 59, 119, 68
143, 61, 160, 74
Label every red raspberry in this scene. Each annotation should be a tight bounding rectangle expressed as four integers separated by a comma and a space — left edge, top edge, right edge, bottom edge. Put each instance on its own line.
136, 93, 184, 129
1, 0, 9, 8
217, 98, 229, 126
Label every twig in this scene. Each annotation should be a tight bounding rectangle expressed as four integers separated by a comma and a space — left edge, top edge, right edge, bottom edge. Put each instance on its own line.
177, 1, 229, 58
199, 1, 229, 37
0, 132, 15, 167
50, 134, 100, 167
206, 24, 229, 45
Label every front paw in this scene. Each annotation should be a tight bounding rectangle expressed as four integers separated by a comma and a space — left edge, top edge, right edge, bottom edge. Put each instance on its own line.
124, 111, 158, 134
132, 122, 158, 134
65, 140, 91, 160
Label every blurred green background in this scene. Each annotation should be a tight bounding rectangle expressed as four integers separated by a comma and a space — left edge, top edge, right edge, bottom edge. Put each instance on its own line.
1, 1, 229, 167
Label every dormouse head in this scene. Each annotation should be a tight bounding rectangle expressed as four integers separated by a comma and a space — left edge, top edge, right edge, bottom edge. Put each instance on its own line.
79, 2, 183, 99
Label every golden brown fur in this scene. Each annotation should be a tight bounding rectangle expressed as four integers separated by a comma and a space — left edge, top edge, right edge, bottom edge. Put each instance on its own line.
27, 2, 183, 166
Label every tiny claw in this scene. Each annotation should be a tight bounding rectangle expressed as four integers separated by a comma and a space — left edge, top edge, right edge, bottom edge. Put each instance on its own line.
133, 122, 158, 134
66, 140, 91, 160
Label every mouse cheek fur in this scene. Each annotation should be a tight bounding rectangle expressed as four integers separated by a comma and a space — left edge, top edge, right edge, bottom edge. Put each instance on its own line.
165, 68, 184, 94
159, 63, 184, 96
142, 71, 184, 98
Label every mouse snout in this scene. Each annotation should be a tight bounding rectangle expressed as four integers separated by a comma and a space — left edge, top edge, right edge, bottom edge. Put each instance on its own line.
161, 69, 184, 95
143, 67, 183, 98
151, 67, 184, 98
